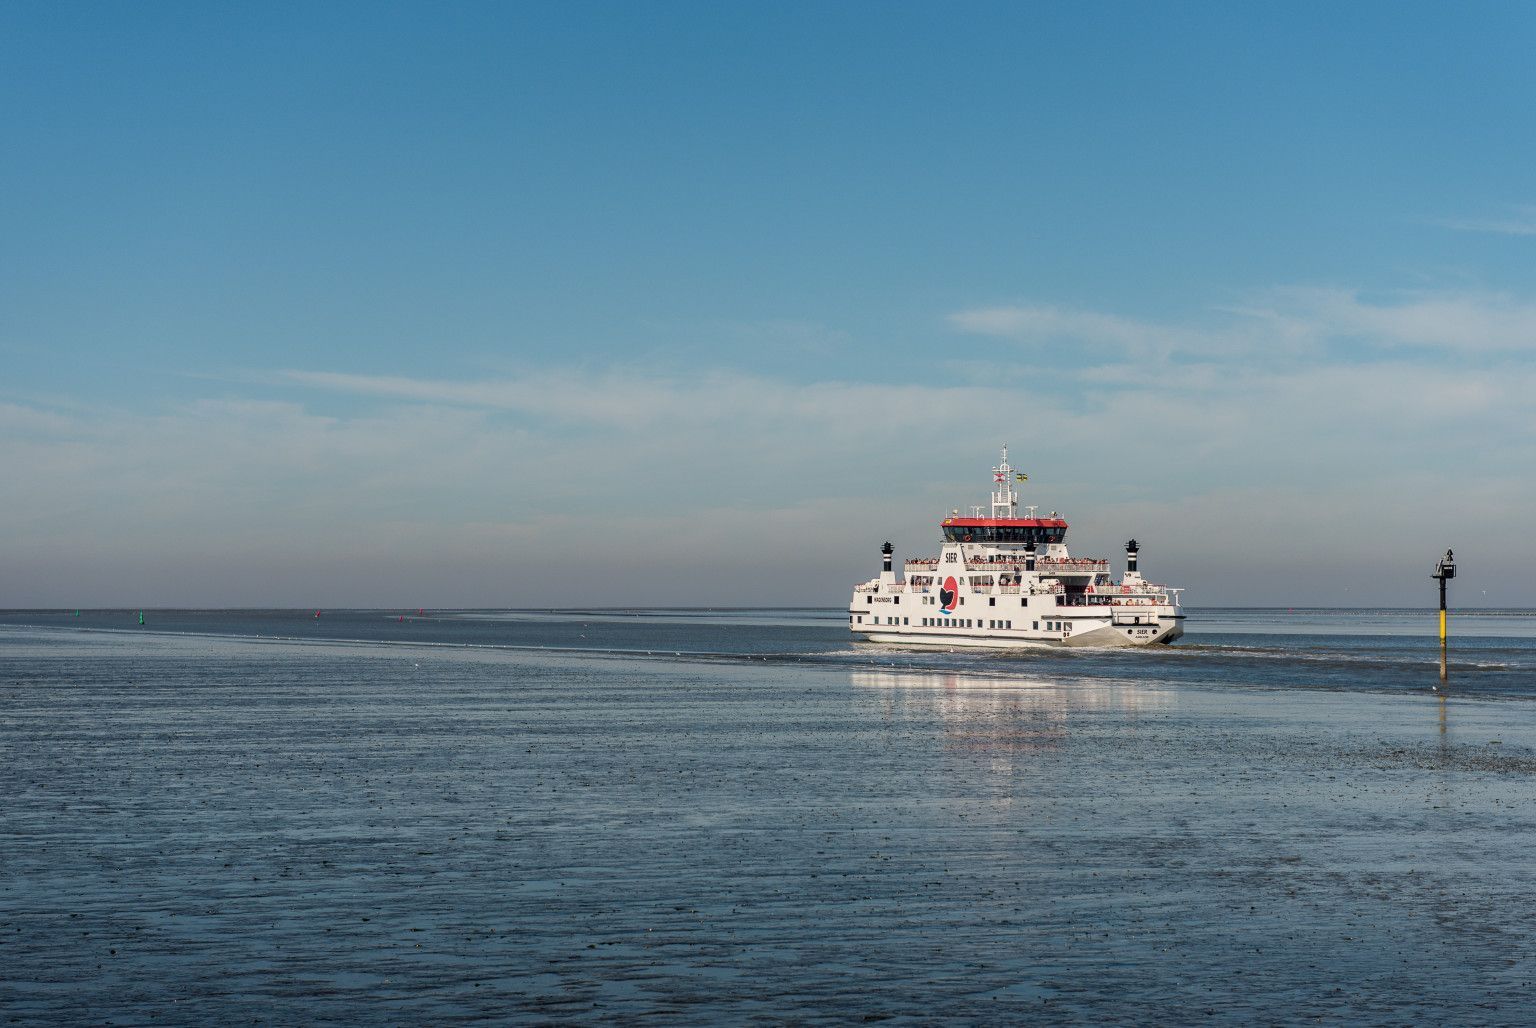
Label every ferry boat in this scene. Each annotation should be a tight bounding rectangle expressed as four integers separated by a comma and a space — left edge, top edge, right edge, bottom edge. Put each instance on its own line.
850, 448, 1184, 647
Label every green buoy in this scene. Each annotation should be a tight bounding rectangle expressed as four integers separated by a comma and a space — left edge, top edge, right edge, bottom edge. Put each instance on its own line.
138, 610, 145, 626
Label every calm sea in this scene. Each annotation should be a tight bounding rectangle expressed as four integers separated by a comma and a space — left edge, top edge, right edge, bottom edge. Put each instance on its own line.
4, 608, 1536, 1022
6, 606, 1532, 696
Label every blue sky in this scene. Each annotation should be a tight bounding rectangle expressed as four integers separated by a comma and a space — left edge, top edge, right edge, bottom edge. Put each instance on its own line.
3, 2, 1534, 606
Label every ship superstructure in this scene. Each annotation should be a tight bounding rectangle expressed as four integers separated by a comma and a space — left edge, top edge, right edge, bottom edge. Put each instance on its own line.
850, 448, 1184, 647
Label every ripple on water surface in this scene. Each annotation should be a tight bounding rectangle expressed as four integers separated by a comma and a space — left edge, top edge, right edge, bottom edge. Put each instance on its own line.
3, 615, 1536, 1022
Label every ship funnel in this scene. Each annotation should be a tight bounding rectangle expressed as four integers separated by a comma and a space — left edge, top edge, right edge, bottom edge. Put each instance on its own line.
881, 540, 893, 574
1126, 539, 1139, 575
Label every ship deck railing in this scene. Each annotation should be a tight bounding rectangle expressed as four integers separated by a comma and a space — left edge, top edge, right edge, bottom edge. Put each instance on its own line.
857, 582, 1179, 604
903, 557, 1114, 573
1058, 594, 1173, 607
1034, 559, 1111, 573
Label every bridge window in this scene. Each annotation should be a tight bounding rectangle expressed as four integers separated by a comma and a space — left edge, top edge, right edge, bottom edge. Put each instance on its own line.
944, 524, 1067, 544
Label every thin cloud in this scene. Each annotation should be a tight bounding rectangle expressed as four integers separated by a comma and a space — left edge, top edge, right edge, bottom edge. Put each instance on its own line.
7, 285, 1536, 604
952, 288, 1536, 357
1264, 286, 1536, 351
947, 304, 1215, 356
1433, 205, 1536, 237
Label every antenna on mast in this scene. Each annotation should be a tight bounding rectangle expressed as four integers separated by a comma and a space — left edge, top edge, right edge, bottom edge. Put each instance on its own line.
991, 444, 1018, 518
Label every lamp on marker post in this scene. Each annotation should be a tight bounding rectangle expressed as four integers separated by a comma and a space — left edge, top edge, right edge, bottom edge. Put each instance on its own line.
1431, 548, 1455, 682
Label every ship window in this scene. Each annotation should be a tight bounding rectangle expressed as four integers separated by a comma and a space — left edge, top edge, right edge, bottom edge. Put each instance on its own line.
866, 596, 872, 604
894, 596, 899, 604
989, 597, 995, 606
1032, 621, 1038, 630
903, 617, 909, 625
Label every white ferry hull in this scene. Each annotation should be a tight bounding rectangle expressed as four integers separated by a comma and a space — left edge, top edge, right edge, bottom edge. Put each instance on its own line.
856, 617, 1183, 649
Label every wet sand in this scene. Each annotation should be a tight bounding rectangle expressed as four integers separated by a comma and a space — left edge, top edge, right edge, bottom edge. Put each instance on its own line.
4, 627, 1536, 1022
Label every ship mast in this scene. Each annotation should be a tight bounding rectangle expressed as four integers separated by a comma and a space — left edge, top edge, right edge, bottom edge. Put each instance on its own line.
991, 445, 1019, 519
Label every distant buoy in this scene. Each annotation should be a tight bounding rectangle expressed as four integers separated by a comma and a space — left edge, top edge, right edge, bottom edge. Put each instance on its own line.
138, 611, 144, 625
314, 610, 321, 619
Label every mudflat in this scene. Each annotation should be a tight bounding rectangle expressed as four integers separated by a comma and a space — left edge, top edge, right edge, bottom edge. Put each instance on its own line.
3, 618, 1535, 1022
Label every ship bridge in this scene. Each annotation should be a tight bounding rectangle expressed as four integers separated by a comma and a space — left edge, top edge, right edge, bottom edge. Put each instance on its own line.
939, 445, 1067, 544
941, 518, 1067, 544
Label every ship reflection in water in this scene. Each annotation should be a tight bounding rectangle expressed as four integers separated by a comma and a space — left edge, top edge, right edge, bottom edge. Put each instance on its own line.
851, 669, 1174, 756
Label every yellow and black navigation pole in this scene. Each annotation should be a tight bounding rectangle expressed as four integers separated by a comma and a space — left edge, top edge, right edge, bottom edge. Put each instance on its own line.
1431, 549, 1456, 683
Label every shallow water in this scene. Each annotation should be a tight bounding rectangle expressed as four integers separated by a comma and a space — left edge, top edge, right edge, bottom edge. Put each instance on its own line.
5, 605, 1533, 698
3, 610, 1536, 1022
